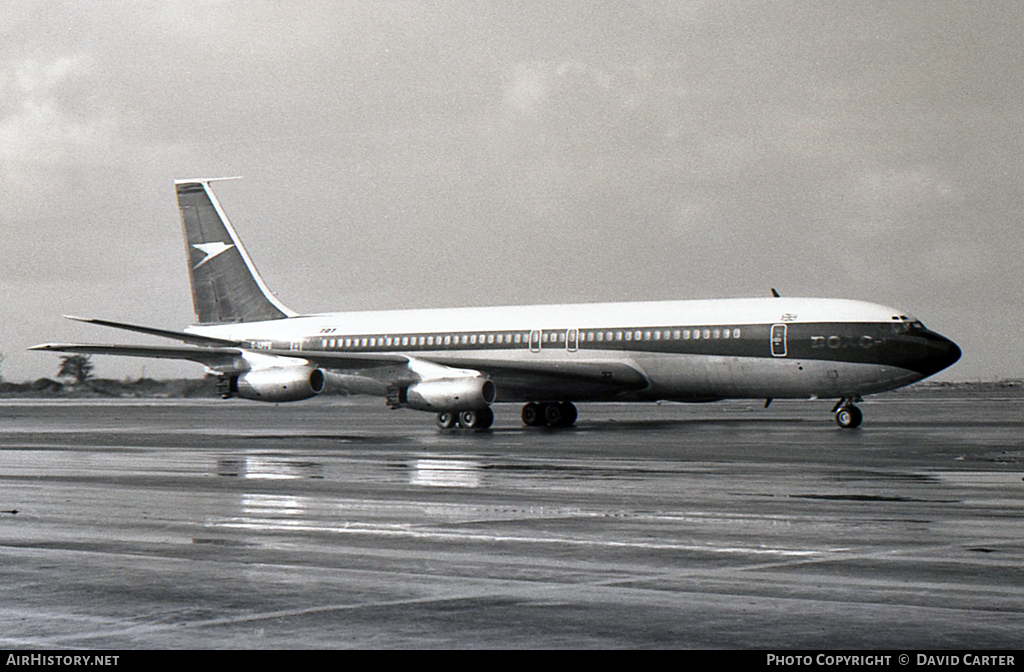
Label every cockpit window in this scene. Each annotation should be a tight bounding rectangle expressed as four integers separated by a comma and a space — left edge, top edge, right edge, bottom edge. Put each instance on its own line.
892, 318, 927, 334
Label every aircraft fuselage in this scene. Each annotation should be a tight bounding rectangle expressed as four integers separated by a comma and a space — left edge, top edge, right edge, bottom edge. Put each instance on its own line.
188, 296, 960, 404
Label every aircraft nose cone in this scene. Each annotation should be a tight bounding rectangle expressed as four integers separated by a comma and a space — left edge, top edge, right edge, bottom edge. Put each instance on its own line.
920, 333, 961, 377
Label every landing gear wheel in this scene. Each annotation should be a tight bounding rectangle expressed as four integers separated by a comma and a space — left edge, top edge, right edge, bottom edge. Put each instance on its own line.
521, 402, 544, 427
475, 406, 494, 429
835, 405, 863, 429
559, 402, 577, 427
458, 407, 494, 430
436, 411, 457, 429
543, 402, 577, 428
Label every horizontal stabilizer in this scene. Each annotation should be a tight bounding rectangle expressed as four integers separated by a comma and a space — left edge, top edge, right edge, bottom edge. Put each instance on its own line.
63, 316, 242, 347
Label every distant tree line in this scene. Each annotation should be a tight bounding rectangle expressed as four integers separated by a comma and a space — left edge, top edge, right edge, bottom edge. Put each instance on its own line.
58, 355, 94, 385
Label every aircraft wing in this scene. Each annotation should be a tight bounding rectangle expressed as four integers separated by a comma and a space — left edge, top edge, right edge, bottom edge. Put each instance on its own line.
285, 349, 648, 394
225, 350, 648, 399
41, 316, 411, 370
29, 343, 411, 371
29, 343, 245, 368
255, 348, 414, 369
31, 339, 648, 398
431, 356, 650, 400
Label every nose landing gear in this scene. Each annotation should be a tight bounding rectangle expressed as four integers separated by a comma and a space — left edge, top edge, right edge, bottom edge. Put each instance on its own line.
832, 398, 864, 429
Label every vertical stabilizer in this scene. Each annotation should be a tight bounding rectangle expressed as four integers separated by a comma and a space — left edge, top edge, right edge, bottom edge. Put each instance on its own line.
175, 178, 296, 324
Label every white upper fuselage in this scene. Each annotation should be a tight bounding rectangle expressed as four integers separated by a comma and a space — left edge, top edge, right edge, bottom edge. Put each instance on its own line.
187, 297, 906, 342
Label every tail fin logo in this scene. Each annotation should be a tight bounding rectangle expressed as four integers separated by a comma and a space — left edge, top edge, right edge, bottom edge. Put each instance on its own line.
192, 242, 235, 269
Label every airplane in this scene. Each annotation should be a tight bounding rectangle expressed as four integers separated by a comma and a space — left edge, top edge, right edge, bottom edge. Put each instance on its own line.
32, 177, 961, 430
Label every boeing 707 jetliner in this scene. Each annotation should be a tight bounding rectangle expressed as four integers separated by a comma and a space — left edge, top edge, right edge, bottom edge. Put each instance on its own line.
33, 178, 961, 429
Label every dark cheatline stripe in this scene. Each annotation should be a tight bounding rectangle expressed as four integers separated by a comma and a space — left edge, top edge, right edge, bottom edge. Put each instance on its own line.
286, 321, 958, 377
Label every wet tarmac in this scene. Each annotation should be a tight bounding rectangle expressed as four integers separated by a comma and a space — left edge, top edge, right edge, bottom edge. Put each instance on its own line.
0, 394, 1021, 649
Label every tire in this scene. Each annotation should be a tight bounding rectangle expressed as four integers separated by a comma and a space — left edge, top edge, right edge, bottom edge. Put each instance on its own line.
560, 402, 578, 427
543, 402, 577, 428
835, 405, 863, 429
543, 403, 564, 428
436, 412, 457, 429
475, 406, 495, 429
522, 402, 543, 427
459, 407, 494, 430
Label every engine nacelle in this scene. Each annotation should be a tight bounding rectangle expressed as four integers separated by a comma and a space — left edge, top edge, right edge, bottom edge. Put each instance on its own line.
405, 377, 496, 412
228, 366, 326, 402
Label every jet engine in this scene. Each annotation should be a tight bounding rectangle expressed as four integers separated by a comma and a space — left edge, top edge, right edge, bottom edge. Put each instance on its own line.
222, 366, 326, 402
405, 377, 496, 412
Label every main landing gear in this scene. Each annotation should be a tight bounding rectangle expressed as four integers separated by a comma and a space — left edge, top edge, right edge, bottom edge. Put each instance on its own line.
435, 407, 494, 430
832, 397, 864, 429
521, 402, 578, 428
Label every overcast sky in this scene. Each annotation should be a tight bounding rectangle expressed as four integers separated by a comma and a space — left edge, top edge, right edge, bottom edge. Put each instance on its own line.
2, 1, 1021, 382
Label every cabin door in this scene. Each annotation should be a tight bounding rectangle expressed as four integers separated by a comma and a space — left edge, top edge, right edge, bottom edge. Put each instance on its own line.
770, 324, 788, 357
566, 328, 579, 352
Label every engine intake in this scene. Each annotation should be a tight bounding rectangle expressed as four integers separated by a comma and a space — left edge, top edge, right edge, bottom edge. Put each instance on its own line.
225, 366, 326, 403
405, 377, 496, 412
